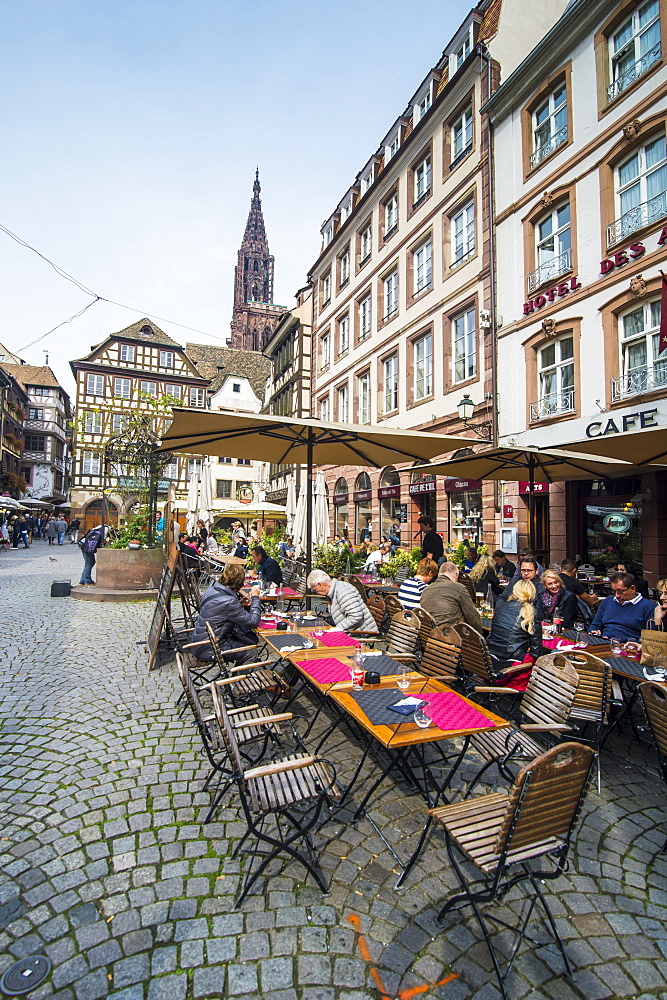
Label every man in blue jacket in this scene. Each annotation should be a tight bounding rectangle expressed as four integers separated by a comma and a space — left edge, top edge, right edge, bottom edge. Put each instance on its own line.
250, 545, 283, 586
590, 572, 655, 643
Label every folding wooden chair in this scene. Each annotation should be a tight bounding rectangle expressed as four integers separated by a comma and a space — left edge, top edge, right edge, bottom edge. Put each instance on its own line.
416, 625, 462, 685
459, 575, 477, 603
183, 622, 289, 707
212, 683, 340, 905
465, 653, 580, 793
394, 565, 410, 584
457, 622, 529, 688
365, 593, 387, 632
361, 608, 421, 659
411, 606, 436, 649
639, 681, 667, 851
430, 743, 596, 1000
384, 593, 404, 622
563, 649, 619, 789
348, 575, 368, 601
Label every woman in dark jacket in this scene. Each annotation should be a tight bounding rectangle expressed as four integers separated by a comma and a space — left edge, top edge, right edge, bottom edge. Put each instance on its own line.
535, 570, 578, 627
488, 579, 543, 672
191, 564, 261, 664
468, 552, 503, 599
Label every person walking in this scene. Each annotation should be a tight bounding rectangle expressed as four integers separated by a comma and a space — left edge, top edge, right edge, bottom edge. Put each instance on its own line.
78, 524, 104, 586
45, 518, 58, 545
55, 515, 68, 546
69, 517, 81, 544
13, 516, 29, 548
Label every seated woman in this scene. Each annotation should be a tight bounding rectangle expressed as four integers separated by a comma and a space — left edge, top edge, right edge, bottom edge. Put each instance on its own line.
535, 569, 578, 627
468, 552, 502, 599
616, 560, 650, 599
397, 557, 438, 610
191, 563, 261, 664
488, 579, 543, 675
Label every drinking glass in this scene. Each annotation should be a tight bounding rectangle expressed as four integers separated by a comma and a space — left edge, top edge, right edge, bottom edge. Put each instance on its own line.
414, 705, 432, 729
610, 637, 623, 655
396, 663, 410, 690
574, 622, 586, 648
652, 654, 667, 679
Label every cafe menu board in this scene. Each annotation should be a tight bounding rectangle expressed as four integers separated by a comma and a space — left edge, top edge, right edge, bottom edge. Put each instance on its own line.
146, 548, 179, 671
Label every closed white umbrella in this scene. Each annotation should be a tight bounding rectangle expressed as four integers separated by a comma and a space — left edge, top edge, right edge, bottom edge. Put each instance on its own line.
285, 475, 297, 535
186, 471, 199, 534
292, 485, 308, 557
314, 472, 329, 547
198, 460, 213, 530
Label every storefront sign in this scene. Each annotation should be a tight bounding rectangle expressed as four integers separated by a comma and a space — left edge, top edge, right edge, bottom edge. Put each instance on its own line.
523, 275, 581, 315
585, 407, 658, 437
518, 481, 549, 494
378, 485, 401, 499
503, 504, 514, 520
602, 512, 632, 533
352, 489, 372, 502
409, 480, 437, 495
266, 489, 287, 503
600, 242, 646, 274
444, 478, 483, 492
333, 493, 349, 506
399, 503, 408, 523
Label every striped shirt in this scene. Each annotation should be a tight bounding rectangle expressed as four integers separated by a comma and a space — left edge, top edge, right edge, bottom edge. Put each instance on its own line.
398, 576, 428, 610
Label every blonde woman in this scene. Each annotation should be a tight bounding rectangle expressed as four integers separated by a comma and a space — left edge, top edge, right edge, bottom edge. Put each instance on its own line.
488, 579, 543, 673
654, 578, 667, 629
535, 569, 578, 627
468, 552, 502, 598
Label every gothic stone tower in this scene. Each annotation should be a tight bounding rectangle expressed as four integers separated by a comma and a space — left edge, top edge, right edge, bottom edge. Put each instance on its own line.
229, 171, 284, 351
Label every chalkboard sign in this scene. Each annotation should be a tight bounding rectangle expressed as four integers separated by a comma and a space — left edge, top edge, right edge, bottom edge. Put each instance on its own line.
146, 550, 179, 671
399, 503, 408, 523
175, 554, 201, 628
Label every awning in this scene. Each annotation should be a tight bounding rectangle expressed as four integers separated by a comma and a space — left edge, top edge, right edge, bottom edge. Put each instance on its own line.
211, 499, 287, 518
560, 425, 667, 466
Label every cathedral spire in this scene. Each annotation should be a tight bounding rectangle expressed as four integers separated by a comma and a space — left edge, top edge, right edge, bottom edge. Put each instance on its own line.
243, 169, 266, 241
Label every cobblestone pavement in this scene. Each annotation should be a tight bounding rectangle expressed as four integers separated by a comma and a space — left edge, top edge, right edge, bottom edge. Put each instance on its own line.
2, 542, 667, 1000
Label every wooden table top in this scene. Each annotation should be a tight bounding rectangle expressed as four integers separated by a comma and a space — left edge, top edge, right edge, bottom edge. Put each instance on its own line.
284, 648, 423, 696
327, 675, 507, 749
260, 627, 359, 659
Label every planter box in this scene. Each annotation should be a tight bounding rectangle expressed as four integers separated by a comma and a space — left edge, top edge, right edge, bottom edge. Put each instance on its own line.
96, 547, 165, 591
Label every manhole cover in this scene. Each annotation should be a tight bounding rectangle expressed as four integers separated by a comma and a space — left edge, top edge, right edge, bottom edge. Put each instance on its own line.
0, 955, 51, 995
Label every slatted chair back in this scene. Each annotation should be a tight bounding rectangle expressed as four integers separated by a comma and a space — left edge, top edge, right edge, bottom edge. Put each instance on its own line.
288, 575, 307, 598
348, 576, 368, 601
639, 681, 667, 761
384, 594, 404, 622
519, 653, 580, 728
457, 622, 496, 683
282, 562, 295, 586
418, 626, 461, 684
495, 743, 595, 856
563, 650, 610, 724
384, 610, 421, 657
411, 606, 436, 648
211, 682, 245, 780
394, 565, 410, 585
176, 652, 224, 752
365, 593, 387, 630
459, 575, 477, 603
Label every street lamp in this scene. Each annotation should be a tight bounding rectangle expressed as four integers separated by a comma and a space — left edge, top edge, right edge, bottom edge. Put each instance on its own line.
456, 394, 492, 441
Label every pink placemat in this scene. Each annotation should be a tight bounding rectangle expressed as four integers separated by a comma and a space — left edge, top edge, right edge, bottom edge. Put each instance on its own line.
281, 587, 300, 598
420, 692, 502, 732
258, 620, 279, 630
316, 630, 361, 649
298, 657, 351, 684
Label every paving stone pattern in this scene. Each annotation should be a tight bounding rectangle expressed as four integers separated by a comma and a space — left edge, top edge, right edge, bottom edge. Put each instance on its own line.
1, 543, 667, 999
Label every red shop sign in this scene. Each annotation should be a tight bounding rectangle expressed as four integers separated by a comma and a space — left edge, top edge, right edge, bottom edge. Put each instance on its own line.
409, 480, 437, 495
333, 494, 349, 506
503, 504, 514, 520
444, 478, 483, 492
378, 485, 401, 499
518, 481, 549, 495
352, 489, 372, 502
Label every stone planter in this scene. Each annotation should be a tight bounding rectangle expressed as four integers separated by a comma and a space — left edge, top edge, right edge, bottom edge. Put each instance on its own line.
95, 547, 165, 591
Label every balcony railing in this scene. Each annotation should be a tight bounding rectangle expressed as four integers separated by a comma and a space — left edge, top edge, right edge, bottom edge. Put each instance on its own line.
530, 389, 575, 422
607, 42, 661, 102
611, 363, 667, 401
530, 124, 568, 170
527, 248, 572, 294
606, 190, 667, 247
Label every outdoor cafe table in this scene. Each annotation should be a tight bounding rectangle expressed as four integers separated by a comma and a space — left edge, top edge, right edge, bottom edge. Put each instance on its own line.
325, 674, 508, 886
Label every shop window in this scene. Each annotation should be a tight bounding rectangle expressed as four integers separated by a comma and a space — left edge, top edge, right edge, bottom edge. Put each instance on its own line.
379, 467, 401, 538
354, 472, 372, 544
532, 335, 575, 420
613, 298, 667, 399
531, 83, 568, 170
449, 489, 482, 546
529, 201, 572, 294
334, 477, 350, 538
608, 0, 661, 102
608, 134, 667, 246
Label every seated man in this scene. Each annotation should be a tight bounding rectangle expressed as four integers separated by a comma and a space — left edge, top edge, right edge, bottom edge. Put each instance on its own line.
506, 549, 545, 586
420, 562, 483, 631
307, 570, 377, 632
363, 542, 390, 573
397, 557, 438, 610
191, 563, 261, 664
492, 548, 516, 580
251, 545, 283, 586
589, 572, 656, 643
498, 557, 545, 603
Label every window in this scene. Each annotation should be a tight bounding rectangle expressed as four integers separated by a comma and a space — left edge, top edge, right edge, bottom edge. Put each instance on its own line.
337, 384, 349, 423
529, 202, 572, 292
323, 222, 334, 245
339, 314, 350, 354
163, 461, 178, 480
165, 384, 181, 399
237, 458, 251, 466
82, 451, 100, 475
114, 377, 131, 399
361, 170, 373, 193
216, 479, 232, 499
384, 271, 399, 320
415, 89, 431, 122
452, 106, 473, 162
453, 33, 472, 70
322, 273, 331, 305
531, 84, 568, 168
120, 344, 135, 362
232, 383, 241, 392
84, 411, 102, 434
159, 350, 174, 368
386, 132, 400, 161
111, 413, 129, 434
360, 225, 372, 263
86, 374, 104, 395
608, 0, 661, 101
358, 371, 371, 424
190, 387, 205, 407
25, 435, 45, 452
359, 296, 372, 339
187, 458, 203, 481
28, 407, 43, 420
140, 380, 157, 395
384, 355, 398, 412
532, 336, 575, 418
321, 333, 331, 370
614, 299, 667, 398
219, 456, 233, 463
414, 238, 433, 294
609, 135, 667, 245
340, 197, 352, 223
320, 396, 330, 421
385, 194, 398, 236
340, 250, 350, 285
452, 201, 475, 263
415, 333, 433, 400
453, 308, 477, 383
414, 155, 431, 203
33, 386, 50, 396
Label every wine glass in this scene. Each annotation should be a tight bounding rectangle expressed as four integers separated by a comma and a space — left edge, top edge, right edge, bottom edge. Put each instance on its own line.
610, 637, 623, 655
396, 663, 410, 690
573, 622, 586, 648
414, 704, 432, 729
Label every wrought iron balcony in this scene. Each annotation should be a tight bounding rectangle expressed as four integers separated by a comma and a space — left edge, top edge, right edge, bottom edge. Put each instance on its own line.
607, 42, 661, 102
530, 124, 568, 170
611, 363, 667, 401
527, 248, 572, 294
530, 389, 575, 422
607, 191, 667, 247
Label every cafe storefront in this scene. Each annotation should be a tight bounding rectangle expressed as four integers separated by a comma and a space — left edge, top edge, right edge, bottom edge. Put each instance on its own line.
409, 467, 437, 526
378, 467, 401, 540
445, 477, 483, 547
333, 477, 349, 539
353, 472, 372, 543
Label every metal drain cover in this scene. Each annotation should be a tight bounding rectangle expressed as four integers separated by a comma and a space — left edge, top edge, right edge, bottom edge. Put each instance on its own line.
0, 955, 52, 995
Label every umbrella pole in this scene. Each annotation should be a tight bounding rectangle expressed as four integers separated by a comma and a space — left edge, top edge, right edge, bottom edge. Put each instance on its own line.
528, 458, 536, 554
305, 430, 314, 611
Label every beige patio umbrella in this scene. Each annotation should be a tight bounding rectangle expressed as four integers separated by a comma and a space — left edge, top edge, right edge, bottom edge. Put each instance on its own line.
560, 425, 667, 466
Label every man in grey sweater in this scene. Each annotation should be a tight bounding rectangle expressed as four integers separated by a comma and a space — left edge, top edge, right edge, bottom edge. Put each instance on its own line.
307, 570, 377, 632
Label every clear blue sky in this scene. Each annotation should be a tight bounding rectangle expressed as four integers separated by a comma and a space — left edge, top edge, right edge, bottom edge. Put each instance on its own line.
1, 0, 469, 395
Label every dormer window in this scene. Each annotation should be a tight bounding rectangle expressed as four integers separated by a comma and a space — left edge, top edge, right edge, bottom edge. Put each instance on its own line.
451, 28, 473, 72
340, 197, 353, 222
386, 132, 400, 162
140, 325, 154, 337
323, 222, 334, 246
414, 87, 432, 124
361, 169, 374, 193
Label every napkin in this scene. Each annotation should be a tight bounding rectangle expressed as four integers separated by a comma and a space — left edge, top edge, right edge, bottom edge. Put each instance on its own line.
387, 696, 425, 716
